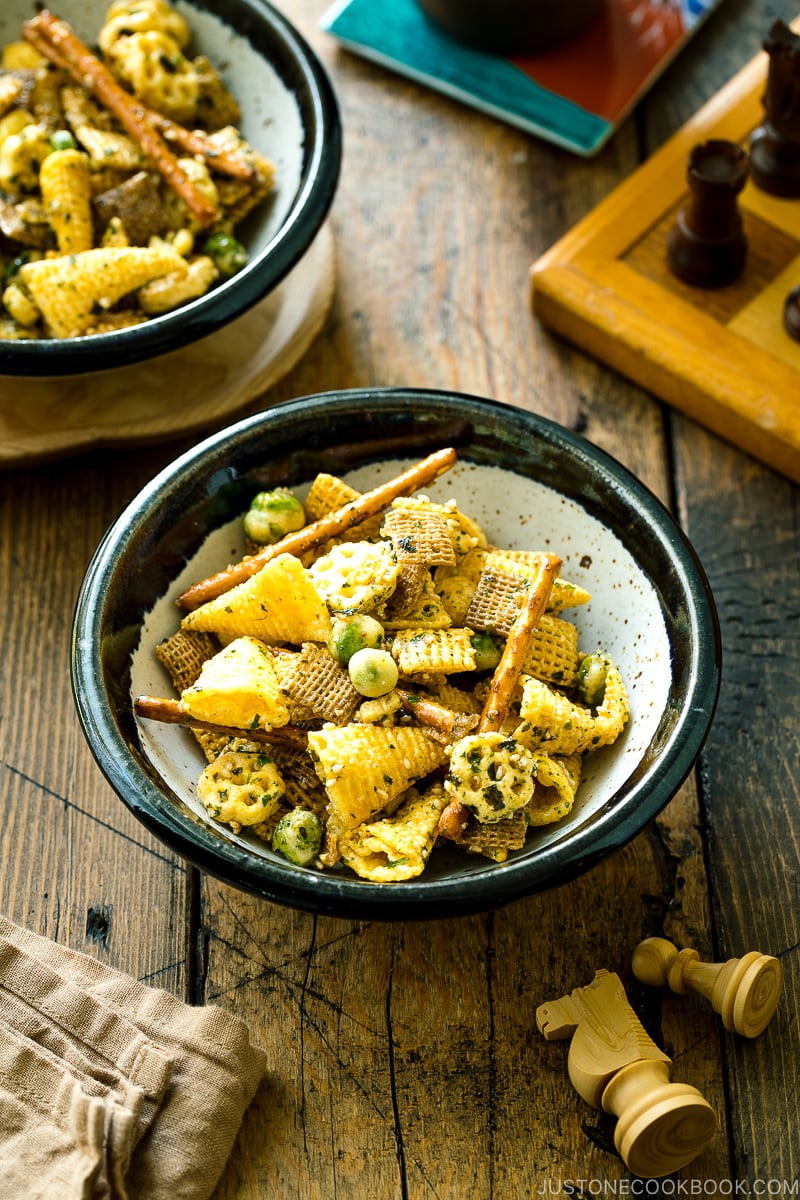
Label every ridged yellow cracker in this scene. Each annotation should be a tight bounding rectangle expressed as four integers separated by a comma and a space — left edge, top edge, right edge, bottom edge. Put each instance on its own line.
338, 782, 449, 881
0, 74, 25, 117
139, 255, 218, 314
522, 615, 580, 687
303, 472, 384, 541
18, 244, 187, 338
516, 663, 629, 756
527, 753, 582, 826
2, 283, 40, 329
307, 724, 447, 829
39, 148, 94, 255
181, 635, 290, 730
390, 627, 476, 675
2, 41, 44, 70
304, 472, 360, 519
182, 553, 331, 644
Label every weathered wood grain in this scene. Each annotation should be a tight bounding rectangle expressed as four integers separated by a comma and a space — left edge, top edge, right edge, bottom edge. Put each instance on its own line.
1, 0, 797, 1195
672, 432, 800, 1178
0, 448, 190, 987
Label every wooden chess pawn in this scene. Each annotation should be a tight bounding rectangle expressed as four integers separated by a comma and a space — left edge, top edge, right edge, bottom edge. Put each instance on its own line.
667, 138, 749, 288
536, 969, 717, 1178
632, 937, 782, 1039
750, 20, 800, 198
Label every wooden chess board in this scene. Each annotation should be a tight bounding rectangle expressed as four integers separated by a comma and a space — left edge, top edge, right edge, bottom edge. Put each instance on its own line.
530, 27, 800, 483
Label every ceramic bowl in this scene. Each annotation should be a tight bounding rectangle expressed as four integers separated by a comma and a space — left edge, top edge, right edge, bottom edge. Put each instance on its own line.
71, 389, 721, 919
0, 0, 341, 376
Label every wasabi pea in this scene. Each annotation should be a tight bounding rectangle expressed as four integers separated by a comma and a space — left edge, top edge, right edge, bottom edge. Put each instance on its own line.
348, 647, 398, 697
328, 614, 385, 664
243, 488, 305, 544
202, 232, 248, 277
49, 129, 77, 152
272, 808, 323, 866
470, 631, 503, 671
576, 651, 611, 709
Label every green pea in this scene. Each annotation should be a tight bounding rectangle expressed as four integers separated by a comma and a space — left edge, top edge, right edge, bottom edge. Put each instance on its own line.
576, 652, 611, 709
348, 647, 398, 697
272, 809, 323, 866
49, 130, 77, 152
243, 488, 305, 544
470, 631, 503, 671
202, 232, 248, 277
328, 615, 385, 664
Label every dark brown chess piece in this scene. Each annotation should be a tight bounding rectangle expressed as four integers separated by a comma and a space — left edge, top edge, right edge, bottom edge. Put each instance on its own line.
666, 139, 749, 288
750, 20, 800, 197
784, 285, 800, 343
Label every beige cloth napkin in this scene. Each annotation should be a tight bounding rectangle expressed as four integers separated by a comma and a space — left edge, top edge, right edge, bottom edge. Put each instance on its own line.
0, 916, 268, 1200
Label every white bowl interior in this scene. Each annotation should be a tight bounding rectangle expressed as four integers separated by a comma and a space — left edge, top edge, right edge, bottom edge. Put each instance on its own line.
130, 458, 672, 877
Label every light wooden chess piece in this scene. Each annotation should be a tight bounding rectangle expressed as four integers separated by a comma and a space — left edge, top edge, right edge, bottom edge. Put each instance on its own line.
536, 969, 717, 1178
632, 937, 782, 1039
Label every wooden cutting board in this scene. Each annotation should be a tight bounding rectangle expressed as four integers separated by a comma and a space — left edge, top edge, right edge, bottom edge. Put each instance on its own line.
529, 27, 800, 483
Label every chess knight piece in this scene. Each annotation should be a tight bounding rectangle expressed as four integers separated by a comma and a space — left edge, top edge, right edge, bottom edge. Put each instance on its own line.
667, 138, 749, 287
536, 970, 717, 1178
632, 937, 783, 1038
750, 20, 800, 197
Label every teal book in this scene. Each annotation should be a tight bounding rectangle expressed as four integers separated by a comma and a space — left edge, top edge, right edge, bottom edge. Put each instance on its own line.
321, 0, 725, 156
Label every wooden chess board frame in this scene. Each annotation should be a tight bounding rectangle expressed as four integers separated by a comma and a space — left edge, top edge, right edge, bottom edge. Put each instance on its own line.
530, 25, 800, 483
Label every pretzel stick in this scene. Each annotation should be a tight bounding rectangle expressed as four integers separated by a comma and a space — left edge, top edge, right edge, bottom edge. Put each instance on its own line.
477, 552, 561, 732
395, 689, 479, 740
438, 552, 561, 841
134, 695, 309, 750
23, 11, 218, 226
22, 18, 256, 183
20, 19, 69, 68
176, 447, 459, 611
147, 115, 258, 182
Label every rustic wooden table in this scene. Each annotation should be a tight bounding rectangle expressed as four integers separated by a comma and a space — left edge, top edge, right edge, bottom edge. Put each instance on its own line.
2, 0, 799, 1194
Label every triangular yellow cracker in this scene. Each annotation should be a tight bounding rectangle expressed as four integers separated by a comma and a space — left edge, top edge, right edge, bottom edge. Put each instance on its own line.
181, 636, 290, 730
181, 553, 331, 644
307, 724, 447, 830
338, 782, 449, 881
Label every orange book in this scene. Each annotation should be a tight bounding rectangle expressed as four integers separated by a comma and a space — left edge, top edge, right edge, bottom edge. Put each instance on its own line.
322, 0, 724, 156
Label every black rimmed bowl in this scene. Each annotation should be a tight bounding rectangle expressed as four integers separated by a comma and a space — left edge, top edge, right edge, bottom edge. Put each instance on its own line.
71, 389, 721, 919
0, 0, 341, 377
